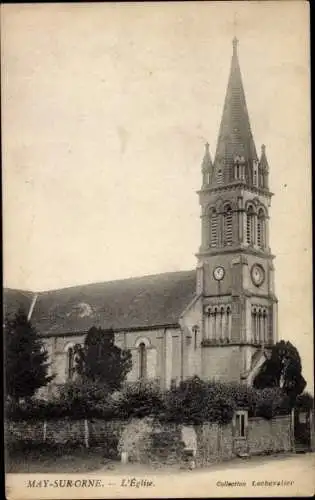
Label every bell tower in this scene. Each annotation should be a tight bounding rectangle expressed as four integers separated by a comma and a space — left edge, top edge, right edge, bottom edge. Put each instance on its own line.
196, 39, 278, 384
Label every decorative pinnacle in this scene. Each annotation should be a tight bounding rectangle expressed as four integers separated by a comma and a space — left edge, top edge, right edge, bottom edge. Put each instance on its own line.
261, 144, 266, 154
202, 141, 212, 171
232, 36, 238, 54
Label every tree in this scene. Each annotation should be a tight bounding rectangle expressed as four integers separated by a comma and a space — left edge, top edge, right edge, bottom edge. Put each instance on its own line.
4, 309, 54, 402
83, 327, 132, 391
253, 340, 306, 402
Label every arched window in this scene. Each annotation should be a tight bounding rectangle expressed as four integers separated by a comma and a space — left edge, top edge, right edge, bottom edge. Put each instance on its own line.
213, 308, 218, 339
226, 306, 231, 342
139, 342, 147, 380
67, 347, 75, 380
257, 208, 266, 249
253, 169, 257, 186
220, 307, 225, 341
246, 205, 255, 245
210, 209, 218, 247
251, 308, 257, 343
223, 204, 233, 246
235, 163, 240, 180
258, 168, 264, 188
217, 169, 223, 184
257, 309, 262, 343
262, 309, 267, 344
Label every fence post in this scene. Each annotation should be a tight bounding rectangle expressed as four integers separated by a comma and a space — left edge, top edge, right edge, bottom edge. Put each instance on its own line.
290, 408, 295, 452
309, 410, 314, 452
43, 420, 47, 442
84, 419, 89, 448
121, 451, 128, 464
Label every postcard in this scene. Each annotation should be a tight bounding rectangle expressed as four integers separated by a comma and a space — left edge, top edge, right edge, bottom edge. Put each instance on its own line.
2, 1, 313, 498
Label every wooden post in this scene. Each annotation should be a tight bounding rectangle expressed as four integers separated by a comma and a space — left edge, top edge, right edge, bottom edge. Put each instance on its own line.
43, 421, 47, 442
121, 451, 128, 464
309, 410, 315, 452
84, 419, 89, 449
290, 408, 295, 452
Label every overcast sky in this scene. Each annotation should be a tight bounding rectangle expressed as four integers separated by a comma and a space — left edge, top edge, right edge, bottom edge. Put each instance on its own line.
2, 2, 312, 390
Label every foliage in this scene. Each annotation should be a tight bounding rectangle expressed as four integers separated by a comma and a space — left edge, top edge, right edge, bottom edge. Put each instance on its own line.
6, 374, 301, 424
83, 327, 132, 390
294, 392, 314, 411
253, 341, 306, 404
254, 388, 290, 420
5, 380, 118, 421
4, 310, 54, 402
162, 376, 236, 425
115, 380, 165, 419
56, 380, 117, 419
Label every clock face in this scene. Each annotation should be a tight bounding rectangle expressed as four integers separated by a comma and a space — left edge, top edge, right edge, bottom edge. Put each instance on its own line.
213, 266, 225, 281
251, 264, 265, 286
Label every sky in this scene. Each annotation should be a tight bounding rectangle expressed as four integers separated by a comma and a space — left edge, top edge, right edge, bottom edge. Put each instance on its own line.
2, 2, 313, 390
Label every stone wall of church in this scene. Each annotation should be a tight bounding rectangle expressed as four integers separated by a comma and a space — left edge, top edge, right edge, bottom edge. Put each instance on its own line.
40, 334, 85, 388
180, 296, 203, 380
201, 345, 243, 383
40, 326, 183, 393
114, 327, 181, 389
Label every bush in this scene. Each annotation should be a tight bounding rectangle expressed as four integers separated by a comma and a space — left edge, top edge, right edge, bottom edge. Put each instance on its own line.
5, 381, 119, 421
5, 377, 295, 424
57, 380, 117, 419
115, 381, 165, 419
295, 392, 314, 411
254, 387, 289, 420
162, 377, 236, 425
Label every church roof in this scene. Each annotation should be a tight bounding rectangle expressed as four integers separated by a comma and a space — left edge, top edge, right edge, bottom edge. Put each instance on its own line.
3, 288, 34, 318
4, 270, 197, 336
214, 37, 258, 168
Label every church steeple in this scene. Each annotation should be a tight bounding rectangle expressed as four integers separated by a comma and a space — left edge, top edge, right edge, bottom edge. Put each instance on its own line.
213, 38, 258, 185
196, 38, 277, 386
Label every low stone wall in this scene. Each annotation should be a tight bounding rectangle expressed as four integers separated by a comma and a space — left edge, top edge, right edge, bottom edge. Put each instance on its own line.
195, 423, 233, 466
247, 415, 292, 455
117, 418, 184, 466
6, 414, 293, 466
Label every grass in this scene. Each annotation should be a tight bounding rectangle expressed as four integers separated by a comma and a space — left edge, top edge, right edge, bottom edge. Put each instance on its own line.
5, 442, 118, 473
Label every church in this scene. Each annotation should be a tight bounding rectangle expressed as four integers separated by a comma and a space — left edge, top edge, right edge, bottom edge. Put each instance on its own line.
4, 38, 278, 393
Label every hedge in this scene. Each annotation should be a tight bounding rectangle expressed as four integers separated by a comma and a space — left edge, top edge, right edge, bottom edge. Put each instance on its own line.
6, 377, 308, 424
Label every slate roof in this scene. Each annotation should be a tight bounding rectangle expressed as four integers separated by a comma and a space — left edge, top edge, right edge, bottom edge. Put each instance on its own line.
3, 288, 34, 318
214, 38, 258, 170
4, 270, 197, 337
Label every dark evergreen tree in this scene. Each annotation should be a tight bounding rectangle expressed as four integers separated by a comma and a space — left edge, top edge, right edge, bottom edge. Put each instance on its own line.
83, 327, 132, 390
253, 340, 306, 402
4, 309, 54, 402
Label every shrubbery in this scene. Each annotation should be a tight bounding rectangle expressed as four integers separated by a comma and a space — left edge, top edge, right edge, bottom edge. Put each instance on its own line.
6, 377, 309, 425
295, 392, 314, 411
115, 380, 165, 419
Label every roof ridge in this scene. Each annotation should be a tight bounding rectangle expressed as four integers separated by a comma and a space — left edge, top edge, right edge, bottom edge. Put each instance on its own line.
34, 269, 196, 295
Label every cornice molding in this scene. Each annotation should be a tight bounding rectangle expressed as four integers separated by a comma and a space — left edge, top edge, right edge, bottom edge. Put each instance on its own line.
198, 183, 273, 198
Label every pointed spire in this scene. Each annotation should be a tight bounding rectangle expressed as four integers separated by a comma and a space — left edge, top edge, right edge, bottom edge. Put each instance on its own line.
232, 36, 238, 55
214, 39, 258, 175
